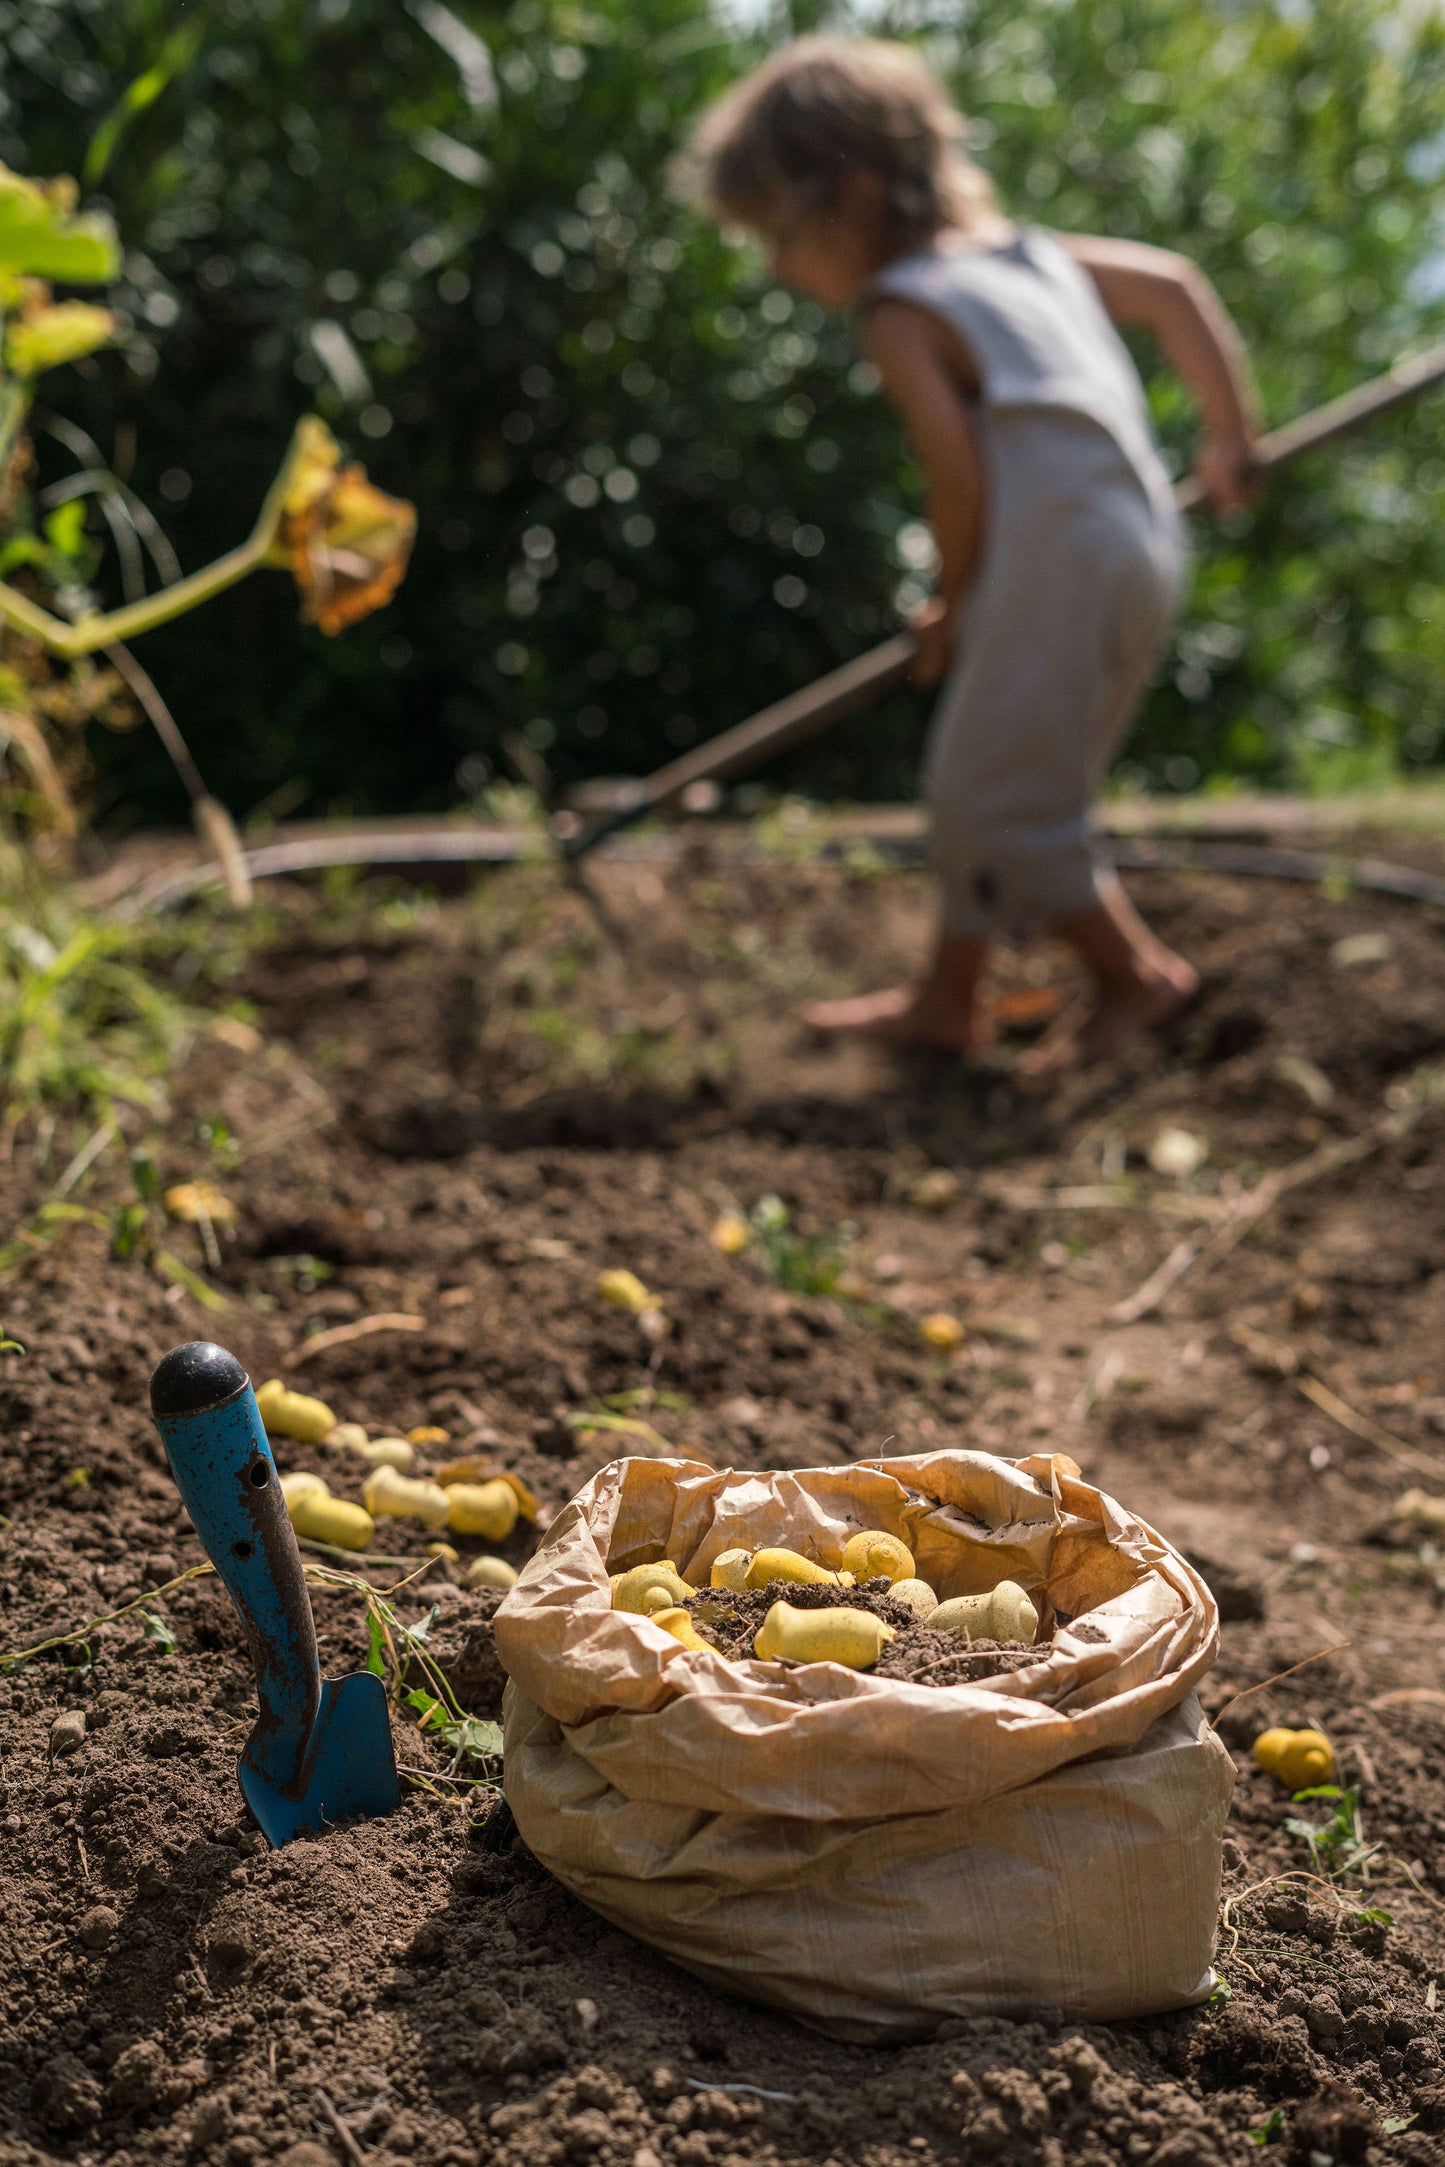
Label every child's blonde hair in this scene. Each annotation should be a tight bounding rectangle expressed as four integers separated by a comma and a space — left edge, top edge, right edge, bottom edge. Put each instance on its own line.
687, 36, 995, 249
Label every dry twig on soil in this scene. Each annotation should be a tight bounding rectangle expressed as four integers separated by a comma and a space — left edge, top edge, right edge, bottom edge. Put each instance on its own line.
1108, 1067, 1445, 1324
1211, 1641, 1352, 1724
291, 1311, 426, 1360
1295, 1375, 1445, 1483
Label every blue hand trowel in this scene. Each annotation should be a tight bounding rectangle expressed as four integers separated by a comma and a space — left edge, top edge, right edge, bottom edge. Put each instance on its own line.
149, 1340, 399, 1847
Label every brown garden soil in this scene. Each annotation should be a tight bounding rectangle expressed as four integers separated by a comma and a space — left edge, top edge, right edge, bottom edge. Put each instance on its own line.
6, 828, 1445, 2167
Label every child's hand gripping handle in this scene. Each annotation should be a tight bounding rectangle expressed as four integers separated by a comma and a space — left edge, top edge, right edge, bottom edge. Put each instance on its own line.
150, 1342, 321, 1793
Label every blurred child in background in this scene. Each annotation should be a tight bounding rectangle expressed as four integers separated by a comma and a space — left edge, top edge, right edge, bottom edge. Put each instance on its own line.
690, 37, 1259, 1068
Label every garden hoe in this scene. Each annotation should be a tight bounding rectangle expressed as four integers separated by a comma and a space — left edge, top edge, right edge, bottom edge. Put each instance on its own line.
149, 1340, 399, 1846
565, 335, 1445, 864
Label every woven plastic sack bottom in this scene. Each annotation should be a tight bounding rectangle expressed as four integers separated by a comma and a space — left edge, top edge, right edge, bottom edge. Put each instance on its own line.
494, 1448, 1235, 2042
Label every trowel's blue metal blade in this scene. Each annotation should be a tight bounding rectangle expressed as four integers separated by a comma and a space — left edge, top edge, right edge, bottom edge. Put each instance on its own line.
238, 1671, 399, 1846
150, 1342, 399, 1847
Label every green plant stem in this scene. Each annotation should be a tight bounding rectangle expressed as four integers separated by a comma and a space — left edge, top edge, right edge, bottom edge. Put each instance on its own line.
0, 379, 31, 485
0, 415, 306, 658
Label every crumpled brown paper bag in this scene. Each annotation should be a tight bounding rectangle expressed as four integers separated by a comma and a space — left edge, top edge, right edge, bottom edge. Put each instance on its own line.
494, 1448, 1234, 2040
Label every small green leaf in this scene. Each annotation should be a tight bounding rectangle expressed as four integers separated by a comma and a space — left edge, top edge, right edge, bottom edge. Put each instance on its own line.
83, 23, 205, 186
365, 1608, 387, 1679
139, 1609, 176, 1652
0, 535, 51, 577
400, 1603, 439, 1647
1383, 2115, 1417, 2134
130, 1150, 158, 1201
110, 1200, 149, 1260
155, 1250, 230, 1312
0, 164, 118, 281
456, 1717, 503, 1759
43, 500, 87, 560
1248, 2106, 1285, 2147
1209, 1976, 1232, 2006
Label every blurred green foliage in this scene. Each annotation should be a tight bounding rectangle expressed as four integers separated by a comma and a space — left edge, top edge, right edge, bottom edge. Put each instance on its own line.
2, 0, 1443, 826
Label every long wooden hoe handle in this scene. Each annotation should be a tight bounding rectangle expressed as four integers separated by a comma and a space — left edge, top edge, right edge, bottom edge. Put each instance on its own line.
565, 337, 1445, 862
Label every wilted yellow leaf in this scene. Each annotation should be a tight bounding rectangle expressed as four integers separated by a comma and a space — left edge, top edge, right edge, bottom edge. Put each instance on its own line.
273, 418, 416, 636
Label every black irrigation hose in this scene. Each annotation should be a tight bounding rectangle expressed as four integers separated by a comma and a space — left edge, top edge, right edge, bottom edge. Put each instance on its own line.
129, 821, 1445, 917
1108, 836, 1445, 911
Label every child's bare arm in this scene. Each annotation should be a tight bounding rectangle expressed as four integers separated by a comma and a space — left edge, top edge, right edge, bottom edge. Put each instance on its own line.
862, 298, 986, 683
1062, 235, 1261, 510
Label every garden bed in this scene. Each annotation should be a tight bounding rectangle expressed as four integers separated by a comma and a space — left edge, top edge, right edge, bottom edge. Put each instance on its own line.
3, 834, 1445, 2164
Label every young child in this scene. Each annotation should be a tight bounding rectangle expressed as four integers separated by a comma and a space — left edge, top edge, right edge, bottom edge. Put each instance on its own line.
690, 37, 1260, 1068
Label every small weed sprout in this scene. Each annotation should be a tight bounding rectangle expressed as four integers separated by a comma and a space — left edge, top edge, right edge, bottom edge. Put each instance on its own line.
1283, 1786, 1381, 1879
749, 1193, 846, 1297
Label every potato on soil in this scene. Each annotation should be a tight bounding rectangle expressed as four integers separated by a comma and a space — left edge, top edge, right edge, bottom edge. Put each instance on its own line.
612, 1561, 693, 1614
931, 1581, 1039, 1646
839, 1530, 914, 1584
255, 1379, 337, 1445
1253, 1726, 1334, 1790
362, 1465, 451, 1528
445, 1477, 519, 1541
755, 1599, 894, 1668
744, 1546, 839, 1589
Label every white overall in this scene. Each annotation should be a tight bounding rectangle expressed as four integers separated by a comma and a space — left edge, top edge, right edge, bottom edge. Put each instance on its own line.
870, 227, 1186, 939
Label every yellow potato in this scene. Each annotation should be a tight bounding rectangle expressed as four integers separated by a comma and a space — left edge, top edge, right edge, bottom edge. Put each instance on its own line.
840, 1530, 915, 1585
755, 1600, 894, 1669
597, 1269, 654, 1315
744, 1547, 839, 1590
612, 1561, 693, 1614
710, 1548, 752, 1591
361, 1465, 451, 1529
919, 1312, 964, 1352
445, 1478, 520, 1542
327, 1425, 415, 1473
710, 1213, 749, 1256
325, 1422, 370, 1453
1253, 1727, 1334, 1791
1395, 1487, 1445, 1538
164, 1179, 235, 1228
279, 1470, 328, 1513
466, 1555, 519, 1592
649, 1606, 712, 1653
288, 1490, 374, 1551
888, 1577, 938, 1621
256, 1379, 337, 1445
905, 1167, 960, 1213
931, 1581, 1039, 1646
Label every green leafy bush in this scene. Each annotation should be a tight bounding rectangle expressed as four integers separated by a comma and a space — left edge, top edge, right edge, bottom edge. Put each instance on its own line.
2, 0, 1443, 824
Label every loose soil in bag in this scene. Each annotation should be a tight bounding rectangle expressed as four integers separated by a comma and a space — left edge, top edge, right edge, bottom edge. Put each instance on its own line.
680, 1579, 1038, 1685
4, 835, 1445, 2165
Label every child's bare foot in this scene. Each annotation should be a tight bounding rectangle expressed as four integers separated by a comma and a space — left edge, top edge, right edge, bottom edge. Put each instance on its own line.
803, 982, 992, 1052
1017, 962, 1197, 1076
